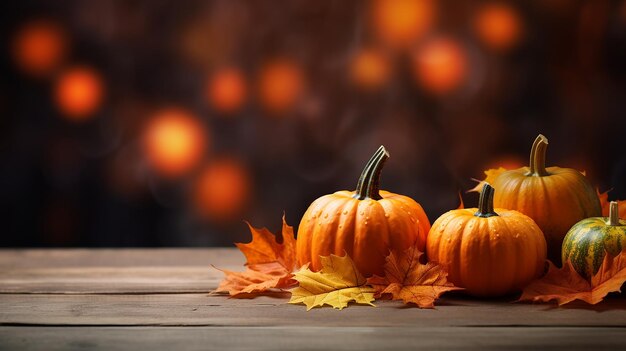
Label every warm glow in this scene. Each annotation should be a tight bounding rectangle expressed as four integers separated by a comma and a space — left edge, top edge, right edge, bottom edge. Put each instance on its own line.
371, 0, 435, 48
206, 67, 247, 114
54, 66, 104, 121
12, 20, 68, 77
413, 38, 468, 95
143, 109, 207, 178
257, 59, 304, 115
349, 49, 391, 90
193, 157, 251, 221
474, 3, 523, 52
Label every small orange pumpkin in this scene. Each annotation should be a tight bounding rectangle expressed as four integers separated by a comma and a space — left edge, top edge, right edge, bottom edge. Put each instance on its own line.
491, 134, 601, 263
296, 146, 430, 277
426, 184, 547, 297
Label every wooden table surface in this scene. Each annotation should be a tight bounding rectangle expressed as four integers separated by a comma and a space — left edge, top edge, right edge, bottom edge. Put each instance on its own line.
1, 248, 625, 350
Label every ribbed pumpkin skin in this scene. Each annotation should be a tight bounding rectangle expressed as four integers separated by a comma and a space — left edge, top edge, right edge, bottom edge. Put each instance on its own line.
297, 190, 430, 277
562, 217, 626, 279
492, 167, 601, 263
426, 208, 546, 297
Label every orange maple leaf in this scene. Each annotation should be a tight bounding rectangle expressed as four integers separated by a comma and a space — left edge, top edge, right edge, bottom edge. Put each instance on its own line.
214, 216, 298, 296
597, 188, 626, 218
215, 262, 297, 296
518, 249, 626, 305
366, 245, 462, 308
468, 167, 508, 193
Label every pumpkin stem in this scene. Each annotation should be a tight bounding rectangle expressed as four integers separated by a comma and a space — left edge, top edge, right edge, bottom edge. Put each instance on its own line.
475, 183, 498, 218
609, 201, 620, 226
528, 134, 549, 176
353, 145, 389, 200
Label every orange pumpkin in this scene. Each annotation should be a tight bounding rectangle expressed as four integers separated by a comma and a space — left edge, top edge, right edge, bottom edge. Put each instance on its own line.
426, 184, 547, 297
296, 146, 430, 277
491, 134, 601, 264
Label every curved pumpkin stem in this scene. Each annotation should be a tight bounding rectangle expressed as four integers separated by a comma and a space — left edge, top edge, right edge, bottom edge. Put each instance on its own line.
528, 134, 549, 176
353, 145, 389, 200
609, 201, 620, 226
475, 183, 498, 218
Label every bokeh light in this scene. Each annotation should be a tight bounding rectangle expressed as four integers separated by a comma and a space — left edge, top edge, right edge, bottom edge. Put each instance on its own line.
370, 0, 435, 48
143, 109, 208, 178
412, 38, 468, 95
257, 59, 305, 115
12, 19, 68, 78
54, 66, 104, 121
349, 48, 391, 90
206, 67, 247, 114
193, 157, 251, 221
474, 3, 523, 52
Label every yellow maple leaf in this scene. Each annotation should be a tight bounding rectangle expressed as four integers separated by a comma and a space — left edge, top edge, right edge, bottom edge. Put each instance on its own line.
289, 253, 376, 310
468, 167, 508, 193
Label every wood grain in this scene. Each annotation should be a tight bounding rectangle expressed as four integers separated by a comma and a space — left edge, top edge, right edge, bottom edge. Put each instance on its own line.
1, 326, 625, 351
1, 293, 625, 327
1, 248, 625, 350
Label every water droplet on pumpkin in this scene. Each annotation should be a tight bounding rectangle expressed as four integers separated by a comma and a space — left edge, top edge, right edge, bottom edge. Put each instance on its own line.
338, 225, 343, 229
360, 211, 365, 216
384, 213, 390, 218
410, 217, 415, 222
366, 216, 370, 220
324, 213, 328, 219
343, 210, 348, 215
364, 221, 368, 225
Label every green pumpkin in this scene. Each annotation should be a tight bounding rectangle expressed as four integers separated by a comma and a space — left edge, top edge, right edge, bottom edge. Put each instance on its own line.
562, 201, 626, 279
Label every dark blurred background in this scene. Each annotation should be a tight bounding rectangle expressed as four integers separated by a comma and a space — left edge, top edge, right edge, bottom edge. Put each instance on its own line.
1, 0, 625, 247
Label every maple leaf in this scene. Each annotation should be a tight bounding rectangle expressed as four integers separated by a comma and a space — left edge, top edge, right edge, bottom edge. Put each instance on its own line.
215, 262, 297, 296
289, 253, 376, 310
598, 188, 626, 218
367, 245, 462, 308
518, 249, 626, 305
214, 216, 298, 296
468, 167, 508, 193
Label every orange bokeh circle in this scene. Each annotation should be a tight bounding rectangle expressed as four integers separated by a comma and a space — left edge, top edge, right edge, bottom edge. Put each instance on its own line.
54, 66, 104, 121
474, 3, 523, 52
206, 67, 247, 114
143, 109, 207, 178
193, 157, 251, 221
12, 20, 68, 77
413, 38, 468, 95
257, 59, 304, 115
370, 0, 435, 48
349, 49, 391, 90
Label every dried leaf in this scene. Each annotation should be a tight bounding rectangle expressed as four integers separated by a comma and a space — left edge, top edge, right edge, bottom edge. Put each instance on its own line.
518, 249, 626, 305
367, 245, 461, 308
215, 262, 297, 296
598, 188, 626, 218
236, 215, 297, 270
214, 216, 297, 296
468, 167, 508, 193
289, 253, 375, 310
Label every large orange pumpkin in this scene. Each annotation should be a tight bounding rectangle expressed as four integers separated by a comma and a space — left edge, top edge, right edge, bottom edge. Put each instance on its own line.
426, 184, 547, 297
296, 146, 430, 277
491, 134, 601, 264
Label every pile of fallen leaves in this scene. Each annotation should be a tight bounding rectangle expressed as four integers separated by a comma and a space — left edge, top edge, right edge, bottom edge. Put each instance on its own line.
213, 217, 460, 310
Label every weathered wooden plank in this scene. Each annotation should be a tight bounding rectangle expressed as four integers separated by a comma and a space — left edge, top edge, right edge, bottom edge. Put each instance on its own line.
1, 293, 625, 327
0, 267, 226, 294
0, 248, 242, 268
1, 326, 625, 351
0, 249, 239, 293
